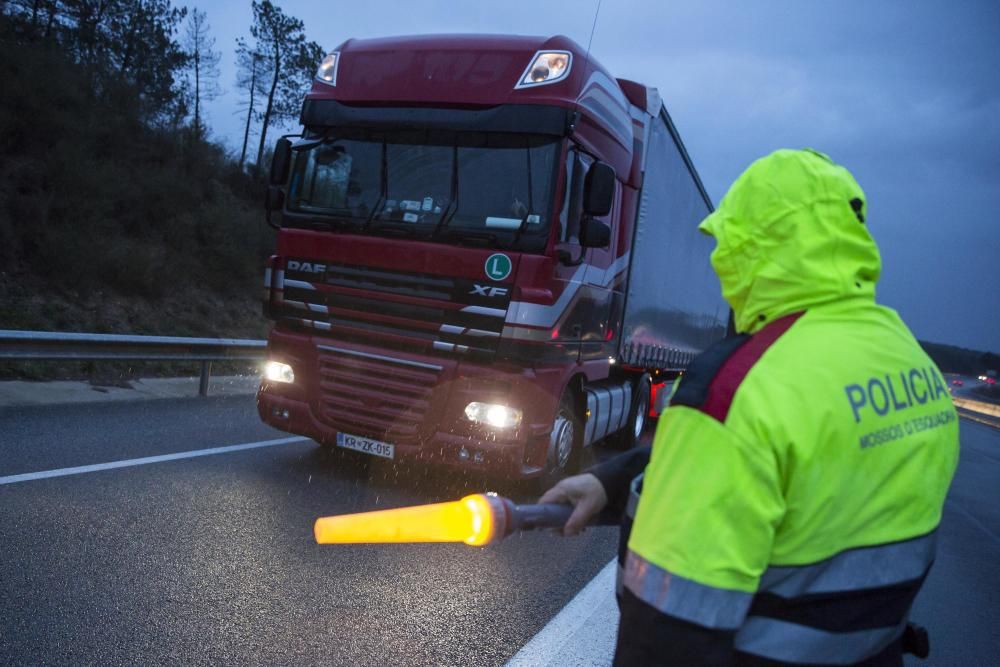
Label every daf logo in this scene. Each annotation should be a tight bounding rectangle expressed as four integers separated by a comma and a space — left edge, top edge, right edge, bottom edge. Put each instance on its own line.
470, 284, 509, 298
287, 260, 326, 274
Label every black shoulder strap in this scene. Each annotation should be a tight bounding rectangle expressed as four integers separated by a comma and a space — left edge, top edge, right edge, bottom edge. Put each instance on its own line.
671, 334, 750, 409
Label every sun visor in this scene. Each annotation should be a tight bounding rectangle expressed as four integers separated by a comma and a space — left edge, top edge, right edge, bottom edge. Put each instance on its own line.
300, 100, 574, 136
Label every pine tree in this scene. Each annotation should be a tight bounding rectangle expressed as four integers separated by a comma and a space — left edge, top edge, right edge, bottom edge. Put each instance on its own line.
244, 0, 321, 178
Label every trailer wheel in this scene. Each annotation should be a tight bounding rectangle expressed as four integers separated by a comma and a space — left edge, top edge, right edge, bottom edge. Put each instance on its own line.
611, 374, 651, 450
543, 394, 582, 482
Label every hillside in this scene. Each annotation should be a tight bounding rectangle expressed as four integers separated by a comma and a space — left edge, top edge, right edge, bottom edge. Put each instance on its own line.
0, 35, 274, 379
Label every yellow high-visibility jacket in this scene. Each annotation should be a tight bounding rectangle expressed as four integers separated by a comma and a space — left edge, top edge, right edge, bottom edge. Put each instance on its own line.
618, 149, 959, 666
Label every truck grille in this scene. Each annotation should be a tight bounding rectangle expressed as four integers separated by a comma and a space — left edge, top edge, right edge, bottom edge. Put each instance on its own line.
274, 259, 509, 358
315, 345, 442, 441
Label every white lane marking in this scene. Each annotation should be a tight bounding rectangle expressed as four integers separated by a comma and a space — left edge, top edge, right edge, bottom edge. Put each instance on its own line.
0, 436, 310, 486
506, 559, 619, 667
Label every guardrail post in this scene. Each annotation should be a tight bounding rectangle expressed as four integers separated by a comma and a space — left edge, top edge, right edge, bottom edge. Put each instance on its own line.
199, 361, 212, 397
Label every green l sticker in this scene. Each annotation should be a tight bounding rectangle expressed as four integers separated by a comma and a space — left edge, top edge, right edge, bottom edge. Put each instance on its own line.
485, 253, 512, 281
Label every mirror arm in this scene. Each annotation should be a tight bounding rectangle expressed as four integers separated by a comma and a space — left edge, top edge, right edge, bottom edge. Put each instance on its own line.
557, 247, 585, 267
264, 197, 280, 230
264, 186, 284, 231
265, 206, 280, 231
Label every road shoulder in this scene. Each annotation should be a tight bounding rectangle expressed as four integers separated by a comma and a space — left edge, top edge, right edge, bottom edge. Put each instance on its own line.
0, 375, 260, 407
506, 559, 619, 667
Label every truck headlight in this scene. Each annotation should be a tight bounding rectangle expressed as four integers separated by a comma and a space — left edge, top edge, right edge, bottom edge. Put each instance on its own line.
264, 361, 295, 384
465, 402, 522, 429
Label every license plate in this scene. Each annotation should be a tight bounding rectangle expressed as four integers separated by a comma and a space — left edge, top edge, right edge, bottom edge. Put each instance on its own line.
336, 432, 395, 459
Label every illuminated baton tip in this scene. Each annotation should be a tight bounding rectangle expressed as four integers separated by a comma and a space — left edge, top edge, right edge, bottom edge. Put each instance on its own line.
462, 493, 500, 546
313, 494, 506, 546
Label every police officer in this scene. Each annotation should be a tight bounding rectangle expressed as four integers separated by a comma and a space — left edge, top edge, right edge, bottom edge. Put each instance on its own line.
541, 149, 959, 666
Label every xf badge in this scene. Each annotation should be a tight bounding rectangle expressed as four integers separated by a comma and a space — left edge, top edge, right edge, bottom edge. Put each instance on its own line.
470, 284, 509, 298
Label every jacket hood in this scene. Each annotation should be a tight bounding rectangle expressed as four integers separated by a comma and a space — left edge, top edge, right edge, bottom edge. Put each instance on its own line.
699, 149, 881, 334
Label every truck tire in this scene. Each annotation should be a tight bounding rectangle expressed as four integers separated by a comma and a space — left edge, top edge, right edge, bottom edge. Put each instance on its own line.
542, 393, 582, 483
610, 374, 651, 450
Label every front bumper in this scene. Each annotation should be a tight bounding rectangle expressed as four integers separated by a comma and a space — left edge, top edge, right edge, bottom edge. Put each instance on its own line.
258, 387, 553, 477
256, 335, 564, 478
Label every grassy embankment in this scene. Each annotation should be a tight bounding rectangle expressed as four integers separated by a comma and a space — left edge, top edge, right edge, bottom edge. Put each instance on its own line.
0, 39, 274, 382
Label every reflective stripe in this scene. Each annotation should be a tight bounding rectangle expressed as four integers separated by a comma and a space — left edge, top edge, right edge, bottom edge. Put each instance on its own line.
759, 531, 937, 598
618, 473, 642, 599
623, 551, 753, 630
735, 616, 904, 665
625, 473, 643, 519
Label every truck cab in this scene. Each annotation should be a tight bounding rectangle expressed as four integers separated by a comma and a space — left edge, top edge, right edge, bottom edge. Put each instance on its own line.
258, 34, 726, 478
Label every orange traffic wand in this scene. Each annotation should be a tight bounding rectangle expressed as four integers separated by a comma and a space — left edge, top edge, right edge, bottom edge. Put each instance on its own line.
314, 493, 574, 547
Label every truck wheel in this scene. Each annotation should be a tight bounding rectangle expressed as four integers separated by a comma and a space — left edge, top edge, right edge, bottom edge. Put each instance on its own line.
611, 374, 651, 450
543, 394, 582, 482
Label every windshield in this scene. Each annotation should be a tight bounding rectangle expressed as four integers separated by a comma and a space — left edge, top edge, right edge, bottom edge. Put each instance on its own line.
286, 130, 561, 253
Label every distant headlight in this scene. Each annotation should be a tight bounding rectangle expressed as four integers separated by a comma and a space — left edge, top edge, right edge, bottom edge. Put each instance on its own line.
316, 52, 339, 85
465, 402, 522, 429
516, 51, 572, 89
264, 361, 295, 384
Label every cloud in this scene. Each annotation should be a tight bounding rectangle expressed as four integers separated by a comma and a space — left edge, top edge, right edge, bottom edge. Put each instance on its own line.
198, 0, 999, 350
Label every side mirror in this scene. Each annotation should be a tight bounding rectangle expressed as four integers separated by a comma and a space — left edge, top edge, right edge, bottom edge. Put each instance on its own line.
583, 162, 615, 216
270, 137, 292, 186
580, 217, 611, 248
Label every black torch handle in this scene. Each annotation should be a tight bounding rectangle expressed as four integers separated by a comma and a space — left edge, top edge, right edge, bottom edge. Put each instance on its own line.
508, 503, 575, 532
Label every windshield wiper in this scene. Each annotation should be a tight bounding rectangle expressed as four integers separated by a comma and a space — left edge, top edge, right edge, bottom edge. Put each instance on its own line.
283, 212, 364, 232
362, 142, 389, 232
511, 140, 536, 248
432, 145, 460, 239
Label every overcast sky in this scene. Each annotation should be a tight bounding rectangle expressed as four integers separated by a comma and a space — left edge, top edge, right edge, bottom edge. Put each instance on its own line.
198, 0, 998, 352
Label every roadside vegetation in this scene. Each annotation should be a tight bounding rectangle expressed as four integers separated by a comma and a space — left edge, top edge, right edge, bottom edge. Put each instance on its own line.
920, 342, 999, 379
0, 0, 319, 380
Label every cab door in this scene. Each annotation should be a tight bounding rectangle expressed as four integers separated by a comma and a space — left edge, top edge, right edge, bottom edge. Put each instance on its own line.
550, 147, 622, 363
580, 168, 621, 362
547, 145, 588, 362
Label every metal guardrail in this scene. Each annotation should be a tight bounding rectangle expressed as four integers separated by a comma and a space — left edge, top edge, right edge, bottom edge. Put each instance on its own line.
953, 396, 1000, 419
0, 330, 267, 396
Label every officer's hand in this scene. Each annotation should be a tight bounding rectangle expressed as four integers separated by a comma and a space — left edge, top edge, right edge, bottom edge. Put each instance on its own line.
538, 473, 608, 537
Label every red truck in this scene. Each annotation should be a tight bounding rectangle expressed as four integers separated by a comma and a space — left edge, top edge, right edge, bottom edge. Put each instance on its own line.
258, 34, 727, 479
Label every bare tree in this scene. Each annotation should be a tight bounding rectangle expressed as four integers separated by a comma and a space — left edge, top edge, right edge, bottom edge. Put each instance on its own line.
183, 7, 220, 142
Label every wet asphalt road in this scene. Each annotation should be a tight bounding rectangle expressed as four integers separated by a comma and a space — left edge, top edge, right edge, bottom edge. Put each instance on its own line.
0, 396, 998, 665
0, 396, 618, 666
905, 418, 1000, 666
